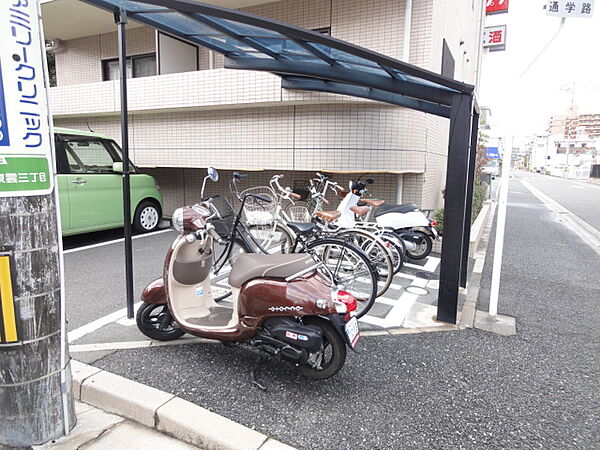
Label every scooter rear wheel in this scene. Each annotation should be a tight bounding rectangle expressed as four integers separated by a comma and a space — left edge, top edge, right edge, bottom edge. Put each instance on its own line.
406, 231, 433, 260
298, 318, 346, 379
136, 303, 185, 341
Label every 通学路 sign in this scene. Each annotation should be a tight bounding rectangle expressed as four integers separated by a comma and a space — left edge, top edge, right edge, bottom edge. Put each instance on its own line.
546, 0, 594, 18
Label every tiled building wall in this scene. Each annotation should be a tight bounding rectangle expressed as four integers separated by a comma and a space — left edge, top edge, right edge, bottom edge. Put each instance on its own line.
138, 168, 399, 217
55, 26, 155, 86
430, 0, 483, 84
55, 104, 425, 173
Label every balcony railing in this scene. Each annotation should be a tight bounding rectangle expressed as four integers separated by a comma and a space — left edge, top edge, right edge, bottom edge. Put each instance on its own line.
50, 68, 367, 117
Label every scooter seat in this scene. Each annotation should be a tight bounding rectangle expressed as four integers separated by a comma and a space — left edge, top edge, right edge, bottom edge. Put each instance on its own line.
287, 222, 316, 235
350, 205, 370, 216
375, 203, 418, 217
363, 199, 385, 208
315, 210, 341, 222
229, 253, 316, 288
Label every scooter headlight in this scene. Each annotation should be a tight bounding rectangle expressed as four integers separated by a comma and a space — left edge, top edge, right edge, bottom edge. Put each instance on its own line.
172, 207, 185, 232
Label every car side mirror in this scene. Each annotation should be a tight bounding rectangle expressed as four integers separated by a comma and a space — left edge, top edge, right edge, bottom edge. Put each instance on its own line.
112, 162, 123, 173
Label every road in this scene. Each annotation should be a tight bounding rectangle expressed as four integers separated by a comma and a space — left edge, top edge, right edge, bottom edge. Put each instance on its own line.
65, 172, 599, 449
517, 172, 600, 232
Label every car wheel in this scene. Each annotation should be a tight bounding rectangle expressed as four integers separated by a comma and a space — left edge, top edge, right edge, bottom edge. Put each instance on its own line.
133, 200, 161, 233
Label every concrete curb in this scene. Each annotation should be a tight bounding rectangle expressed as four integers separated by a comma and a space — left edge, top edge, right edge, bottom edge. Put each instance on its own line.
468, 200, 493, 258
70, 360, 295, 450
458, 201, 497, 329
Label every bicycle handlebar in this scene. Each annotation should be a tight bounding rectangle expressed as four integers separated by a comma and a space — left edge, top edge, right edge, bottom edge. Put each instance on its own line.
247, 193, 273, 204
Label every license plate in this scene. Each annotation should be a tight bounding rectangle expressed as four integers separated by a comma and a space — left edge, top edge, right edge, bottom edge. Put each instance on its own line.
344, 316, 360, 348
431, 227, 438, 238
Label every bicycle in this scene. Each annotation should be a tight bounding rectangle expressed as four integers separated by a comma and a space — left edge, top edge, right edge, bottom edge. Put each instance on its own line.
208, 173, 379, 318
243, 174, 395, 298
298, 172, 407, 275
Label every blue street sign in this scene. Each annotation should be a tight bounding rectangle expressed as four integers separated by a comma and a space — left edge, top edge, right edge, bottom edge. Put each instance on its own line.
486, 146, 501, 159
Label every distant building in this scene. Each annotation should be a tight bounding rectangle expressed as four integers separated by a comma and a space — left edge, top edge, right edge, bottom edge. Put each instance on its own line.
549, 108, 600, 140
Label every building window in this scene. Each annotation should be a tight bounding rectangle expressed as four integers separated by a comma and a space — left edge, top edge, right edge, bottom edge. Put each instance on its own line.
312, 27, 331, 35
102, 54, 157, 81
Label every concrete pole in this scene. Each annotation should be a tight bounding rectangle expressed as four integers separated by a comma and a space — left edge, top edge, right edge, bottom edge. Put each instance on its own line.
0, 1, 75, 446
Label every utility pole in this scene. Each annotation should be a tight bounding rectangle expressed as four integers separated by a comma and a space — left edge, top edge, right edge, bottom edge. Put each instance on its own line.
0, 1, 75, 447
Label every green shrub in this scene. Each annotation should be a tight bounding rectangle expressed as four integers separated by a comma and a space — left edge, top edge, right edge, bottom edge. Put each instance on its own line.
471, 184, 487, 223
434, 183, 488, 236
434, 208, 444, 235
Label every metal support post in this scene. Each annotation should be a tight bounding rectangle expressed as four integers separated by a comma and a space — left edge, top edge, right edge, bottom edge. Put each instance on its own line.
460, 111, 480, 287
437, 93, 473, 323
116, 9, 135, 319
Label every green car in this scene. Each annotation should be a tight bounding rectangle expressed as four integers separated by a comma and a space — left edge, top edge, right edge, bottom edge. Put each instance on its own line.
54, 127, 163, 236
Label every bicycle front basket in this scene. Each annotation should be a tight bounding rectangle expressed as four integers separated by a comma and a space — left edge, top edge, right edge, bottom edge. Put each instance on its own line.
240, 186, 277, 225
209, 195, 236, 239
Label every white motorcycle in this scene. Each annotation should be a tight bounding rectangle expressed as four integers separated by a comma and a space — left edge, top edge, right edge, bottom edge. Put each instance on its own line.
341, 178, 439, 260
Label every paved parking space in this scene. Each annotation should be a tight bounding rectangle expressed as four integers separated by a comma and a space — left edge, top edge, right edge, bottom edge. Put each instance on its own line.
64, 228, 454, 359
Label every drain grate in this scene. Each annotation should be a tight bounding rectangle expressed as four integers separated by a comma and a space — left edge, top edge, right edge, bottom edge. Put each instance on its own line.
415, 271, 438, 280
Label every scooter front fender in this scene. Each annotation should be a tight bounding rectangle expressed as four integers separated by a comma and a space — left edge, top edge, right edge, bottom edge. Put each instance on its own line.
141, 277, 168, 304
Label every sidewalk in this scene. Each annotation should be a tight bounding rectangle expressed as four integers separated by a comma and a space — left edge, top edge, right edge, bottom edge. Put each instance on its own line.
34, 402, 198, 450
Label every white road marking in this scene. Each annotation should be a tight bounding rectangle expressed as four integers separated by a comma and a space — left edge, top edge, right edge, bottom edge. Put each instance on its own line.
64, 229, 173, 254
68, 302, 141, 343
359, 272, 431, 328
423, 256, 441, 272
70, 336, 218, 353
522, 179, 600, 255
115, 316, 137, 327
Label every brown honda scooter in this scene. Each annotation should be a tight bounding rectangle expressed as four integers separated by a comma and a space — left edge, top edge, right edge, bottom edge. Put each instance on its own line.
137, 168, 360, 382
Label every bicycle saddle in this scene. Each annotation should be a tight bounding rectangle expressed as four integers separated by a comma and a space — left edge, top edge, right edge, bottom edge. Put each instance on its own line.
287, 222, 316, 235
316, 210, 341, 222
362, 199, 385, 208
350, 205, 370, 216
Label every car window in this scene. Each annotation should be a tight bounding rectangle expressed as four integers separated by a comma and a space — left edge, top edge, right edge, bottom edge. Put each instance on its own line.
64, 140, 116, 173
105, 140, 136, 173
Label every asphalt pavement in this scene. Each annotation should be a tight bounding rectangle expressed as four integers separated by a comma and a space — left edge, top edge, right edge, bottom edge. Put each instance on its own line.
63, 229, 177, 331
81, 172, 600, 449
520, 173, 600, 232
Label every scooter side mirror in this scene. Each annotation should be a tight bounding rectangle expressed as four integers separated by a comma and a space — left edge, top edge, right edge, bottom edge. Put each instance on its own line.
366, 178, 374, 184
208, 166, 219, 182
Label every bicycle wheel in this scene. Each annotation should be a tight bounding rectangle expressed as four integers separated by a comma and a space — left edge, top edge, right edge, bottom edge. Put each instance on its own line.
380, 231, 406, 274
305, 238, 377, 318
333, 229, 393, 298
247, 223, 294, 254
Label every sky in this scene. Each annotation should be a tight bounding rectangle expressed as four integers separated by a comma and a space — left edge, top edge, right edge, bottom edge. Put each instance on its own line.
478, 0, 600, 140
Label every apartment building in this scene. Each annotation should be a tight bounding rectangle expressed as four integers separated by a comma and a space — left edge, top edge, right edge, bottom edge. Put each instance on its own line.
42, 0, 484, 216
549, 109, 600, 140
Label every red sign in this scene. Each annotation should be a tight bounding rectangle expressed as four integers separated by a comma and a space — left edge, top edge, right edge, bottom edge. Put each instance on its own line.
483, 25, 507, 49
486, 0, 509, 14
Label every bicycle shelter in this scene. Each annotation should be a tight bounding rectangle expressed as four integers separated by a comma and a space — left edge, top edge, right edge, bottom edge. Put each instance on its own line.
82, 0, 480, 324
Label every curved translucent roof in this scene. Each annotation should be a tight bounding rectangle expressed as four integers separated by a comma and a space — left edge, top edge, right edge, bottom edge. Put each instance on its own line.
82, 0, 475, 118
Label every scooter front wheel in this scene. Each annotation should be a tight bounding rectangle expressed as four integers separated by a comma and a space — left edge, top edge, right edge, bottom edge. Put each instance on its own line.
298, 318, 346, 380
136, 303, 185, 341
